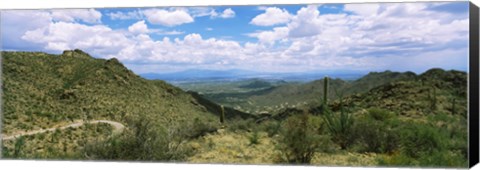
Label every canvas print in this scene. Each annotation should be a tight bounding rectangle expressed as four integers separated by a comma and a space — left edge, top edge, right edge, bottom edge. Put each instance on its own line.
0, 2, 471, 168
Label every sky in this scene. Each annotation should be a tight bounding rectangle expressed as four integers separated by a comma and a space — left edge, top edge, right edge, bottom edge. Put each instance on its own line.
0, 2, 470, 74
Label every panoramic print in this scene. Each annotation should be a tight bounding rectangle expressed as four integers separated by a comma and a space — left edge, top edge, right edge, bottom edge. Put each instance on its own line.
0, 2, 470, 168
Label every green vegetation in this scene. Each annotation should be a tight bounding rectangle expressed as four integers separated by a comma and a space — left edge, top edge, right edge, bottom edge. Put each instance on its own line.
2, 123, 113, 159
2, 50, 223, 160
352, 108, 400, 153
1, 50, 468, 168
83, 115, 194, 161
276, 112, 331, 164
321, 80, 354, 150
187, 70, 418, 115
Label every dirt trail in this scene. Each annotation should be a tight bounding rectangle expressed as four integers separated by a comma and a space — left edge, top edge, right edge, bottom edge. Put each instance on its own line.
1, 120, 125, 141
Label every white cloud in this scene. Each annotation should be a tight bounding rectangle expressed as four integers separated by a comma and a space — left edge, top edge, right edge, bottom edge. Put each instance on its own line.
219, 8, 235, 18
243, 3, 468, 72
189, 7, 218, 17
250, 7, 292, 26
21, 22, 131, 54
143, 9, 194, 27
344, 4, 380, 16
248, 27, 289, 44
1, 10, 52, 50
287, 5, 324, 38
107, 10, 142, 20
158, 30, 185, 35
3, 3, 470, 74
128, 20, 149, 34
51, 9, 102, 24
188, 7, 235, 19
206, 27, 213, 31
256, 6, 269, 11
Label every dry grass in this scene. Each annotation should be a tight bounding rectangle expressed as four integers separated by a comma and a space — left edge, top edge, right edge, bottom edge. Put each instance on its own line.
187, 129, 380, 166
311, 152, 379, 167
187, 129, 278, 164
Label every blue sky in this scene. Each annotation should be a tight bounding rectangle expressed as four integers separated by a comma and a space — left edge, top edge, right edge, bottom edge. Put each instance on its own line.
1, 2, 470, 74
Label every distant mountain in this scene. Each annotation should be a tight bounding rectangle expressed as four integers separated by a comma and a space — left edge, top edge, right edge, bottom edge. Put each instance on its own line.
341, 70, 417, 95
198, 68, 465, 115
258, 68, 468, 121
238, 79, 273, 89
334, 68, 467, 117
141, 69, 259, 82
141, 69, 367, 83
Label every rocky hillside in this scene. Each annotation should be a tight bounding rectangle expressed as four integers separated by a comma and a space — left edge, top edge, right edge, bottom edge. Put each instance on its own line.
1, 50, 245, 135
335, 68, 467, 117
258, 68, 467, 121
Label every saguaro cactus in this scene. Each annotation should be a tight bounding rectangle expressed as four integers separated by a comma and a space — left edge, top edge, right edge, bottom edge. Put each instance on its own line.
220, 105, 225, 124
323, 76, 329, 111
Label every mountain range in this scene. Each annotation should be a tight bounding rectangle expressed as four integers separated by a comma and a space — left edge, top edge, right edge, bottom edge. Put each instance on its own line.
140, 69, 367, 83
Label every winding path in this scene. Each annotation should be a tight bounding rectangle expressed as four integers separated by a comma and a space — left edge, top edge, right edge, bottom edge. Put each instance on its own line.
1, 120, 125, 141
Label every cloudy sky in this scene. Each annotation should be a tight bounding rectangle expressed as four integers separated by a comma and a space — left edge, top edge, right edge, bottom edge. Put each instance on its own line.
1, 2, 469, 74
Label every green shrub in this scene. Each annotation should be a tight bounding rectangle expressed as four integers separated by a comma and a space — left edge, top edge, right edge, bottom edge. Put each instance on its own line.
352, 110, 400, 153
258, 120, 282, 137
417, 150, 467, 167
249, 129, 260, 145
353, 116, 399, 153
227, 118, 255, 132
187, 118, 217, 139
276, 112, 331, 164
322, 106, 354, 149
399, 122, 445, 158
83, 115, 192, 161
378, 150, 467, 168
13, 136, 25, 158
367, 108, 394, 121
2, 143, 11, 158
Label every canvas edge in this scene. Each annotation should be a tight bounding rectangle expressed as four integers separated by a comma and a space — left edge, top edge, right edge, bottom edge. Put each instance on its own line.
469, 1, 480, 168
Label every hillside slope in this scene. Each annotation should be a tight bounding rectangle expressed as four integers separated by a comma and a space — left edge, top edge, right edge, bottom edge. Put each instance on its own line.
1, 50, 228, 135
266, 68, 468, 121
335, 68, 468, 117
200, 70, 420, 115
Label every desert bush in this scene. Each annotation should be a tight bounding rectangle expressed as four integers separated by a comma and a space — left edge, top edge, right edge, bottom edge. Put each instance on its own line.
187, 118, 217, 139
2, 143, 11, 158
226, 118, 255, 132
83, 115, 192, 161
14, 137, 26, 157
249, 129, 260, 145
352, 109, 400, 153
276, 112, 331, 164
417, 150, 467, 167
398, 122, 445, 159
322, 106, 354, 149
352, 116, 399, 153
258, 120, 282, 137
367, 108, 394, 121
378, 150, 467, 168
